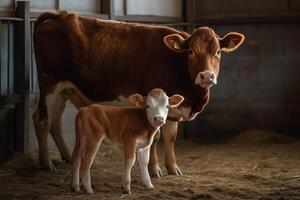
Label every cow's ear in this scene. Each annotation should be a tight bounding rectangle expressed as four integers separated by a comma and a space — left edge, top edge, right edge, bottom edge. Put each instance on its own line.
129, 94, 146, 108
168, 94, 184, 108
164, 34, 187, 53
219, 32, 245, 52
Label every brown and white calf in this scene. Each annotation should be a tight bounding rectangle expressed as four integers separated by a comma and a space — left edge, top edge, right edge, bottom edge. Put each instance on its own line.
71, 89, 184, 194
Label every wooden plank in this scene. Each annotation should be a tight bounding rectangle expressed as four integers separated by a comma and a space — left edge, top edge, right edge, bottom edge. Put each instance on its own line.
194, 13, 300, 25
14, 1, 31, 154
0, 21, 8, 96
8, 21, 13, 95
30, 11, 109, 20
114, 15, 183, 23
183, 0, 195, 32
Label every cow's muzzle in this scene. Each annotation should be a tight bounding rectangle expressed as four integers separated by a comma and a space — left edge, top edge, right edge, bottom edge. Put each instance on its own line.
195, 70, 217, 88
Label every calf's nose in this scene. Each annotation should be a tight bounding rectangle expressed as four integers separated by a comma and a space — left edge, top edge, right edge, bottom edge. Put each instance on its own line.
154, 116, 164, 124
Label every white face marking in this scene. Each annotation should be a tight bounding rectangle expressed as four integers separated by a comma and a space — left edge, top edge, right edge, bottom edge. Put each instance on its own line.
195, 70, 217, 88
145, 93, 169, 127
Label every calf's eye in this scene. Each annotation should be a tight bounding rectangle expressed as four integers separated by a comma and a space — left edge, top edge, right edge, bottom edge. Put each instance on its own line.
215, 50, 221, 57
146, 105, 150, 109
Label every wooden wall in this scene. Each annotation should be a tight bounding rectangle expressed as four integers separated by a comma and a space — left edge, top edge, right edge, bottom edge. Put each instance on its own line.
186, 0, 300, 141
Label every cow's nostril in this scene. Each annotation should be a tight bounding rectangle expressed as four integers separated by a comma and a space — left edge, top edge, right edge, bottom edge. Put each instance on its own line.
200, 74, 205, 79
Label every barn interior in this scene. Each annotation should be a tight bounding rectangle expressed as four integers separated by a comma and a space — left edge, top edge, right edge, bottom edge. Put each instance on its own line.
0, 0, 299, 199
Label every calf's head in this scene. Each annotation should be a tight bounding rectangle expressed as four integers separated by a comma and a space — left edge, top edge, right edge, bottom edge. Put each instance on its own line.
129, 88, 184, 127
164, 27, 245, 88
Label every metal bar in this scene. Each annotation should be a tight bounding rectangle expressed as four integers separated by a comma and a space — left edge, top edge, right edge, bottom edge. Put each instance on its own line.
8, 21, 14, 95
0, 17, 23, 21
124, 0, 127, 15
0, 20, 2, 96
0, 21, 8, 96
109, 0, 115, 20
14, 1, 31, 154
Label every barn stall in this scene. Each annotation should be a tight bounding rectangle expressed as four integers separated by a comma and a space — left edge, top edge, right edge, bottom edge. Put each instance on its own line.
0, 0, 299, 199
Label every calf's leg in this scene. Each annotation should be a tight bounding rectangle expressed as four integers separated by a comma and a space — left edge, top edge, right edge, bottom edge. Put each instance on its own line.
122, 142, 136, 194
138, 147, 154, 189
148, 129, 163, 178
162, 121, 182, 176
80, 139, 102, 194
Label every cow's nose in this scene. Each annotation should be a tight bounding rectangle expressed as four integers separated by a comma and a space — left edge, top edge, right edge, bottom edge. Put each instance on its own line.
195, 70, 217, 87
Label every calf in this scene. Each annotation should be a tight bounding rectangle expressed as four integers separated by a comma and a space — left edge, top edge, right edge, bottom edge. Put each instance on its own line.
71, 89, 184, 194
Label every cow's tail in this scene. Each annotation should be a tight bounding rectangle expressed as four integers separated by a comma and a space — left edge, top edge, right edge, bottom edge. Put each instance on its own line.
34, 11, 68, 30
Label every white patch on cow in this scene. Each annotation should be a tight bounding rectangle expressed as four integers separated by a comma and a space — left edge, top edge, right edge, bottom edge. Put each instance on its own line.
168, 106, 199, 121
45, 81, 75, 124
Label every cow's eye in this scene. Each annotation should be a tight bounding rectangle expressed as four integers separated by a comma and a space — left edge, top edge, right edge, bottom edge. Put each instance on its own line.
215, 50, 221, 57
146, 105, 150, 109
188, 49, 194, 55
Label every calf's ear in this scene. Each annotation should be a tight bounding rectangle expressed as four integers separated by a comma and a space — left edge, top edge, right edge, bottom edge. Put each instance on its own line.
168, 94, 184, 108
219, 32, 245, 52
129, 94, 146, 108
163, 34, 187, 53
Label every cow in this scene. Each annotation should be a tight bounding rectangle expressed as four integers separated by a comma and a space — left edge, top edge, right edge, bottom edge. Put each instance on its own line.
33, 11, 245, 176
71, 88, 184, 194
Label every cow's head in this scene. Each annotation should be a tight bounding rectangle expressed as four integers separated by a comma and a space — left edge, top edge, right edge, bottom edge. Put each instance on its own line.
129, 88, 184, 127
164, 27, 245, 88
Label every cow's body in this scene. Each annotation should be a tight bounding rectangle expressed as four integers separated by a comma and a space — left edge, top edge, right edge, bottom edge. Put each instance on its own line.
33, 11, 245, 174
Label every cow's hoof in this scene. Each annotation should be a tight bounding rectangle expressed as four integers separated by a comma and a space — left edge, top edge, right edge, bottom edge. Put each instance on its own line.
149, 167, 163, 178
167, 166, 183, 176
41, 160, 57, 173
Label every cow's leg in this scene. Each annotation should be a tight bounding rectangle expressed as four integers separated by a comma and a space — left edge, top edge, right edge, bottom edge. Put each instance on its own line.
33, 104, 55, 172
138, 147, 154, 189
122, 142, 136, 194
162, 121, 182, 176
148, 129, 163, 178
49, 94, 72, 162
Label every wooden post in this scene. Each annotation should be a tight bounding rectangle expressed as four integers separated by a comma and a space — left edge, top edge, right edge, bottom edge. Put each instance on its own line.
102, 0, 114, 19
184, 0, 195, 33
15, 1, 31, 154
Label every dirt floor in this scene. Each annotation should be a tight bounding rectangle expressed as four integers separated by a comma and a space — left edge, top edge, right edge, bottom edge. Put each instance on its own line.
0, 131, 299, 200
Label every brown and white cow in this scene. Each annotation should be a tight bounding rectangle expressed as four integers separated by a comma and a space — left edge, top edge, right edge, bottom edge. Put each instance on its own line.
72, 89, 184, 194
33, 11, 245, 175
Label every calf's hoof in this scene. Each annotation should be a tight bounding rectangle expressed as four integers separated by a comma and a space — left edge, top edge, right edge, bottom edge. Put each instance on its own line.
85, 188, 94, 195
145, 183, 154, 190
40, 160, 57, 173
121, 185, 131, 195
62, 155, 72, 163
71, 185, 80, 193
